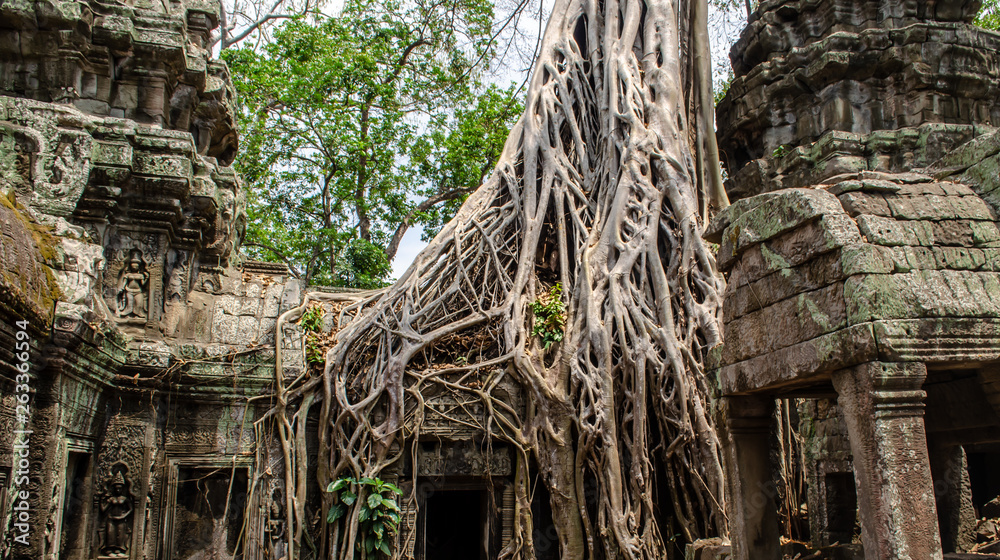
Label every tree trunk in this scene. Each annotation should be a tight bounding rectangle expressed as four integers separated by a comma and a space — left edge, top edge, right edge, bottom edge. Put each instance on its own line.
273, 0, 729, 556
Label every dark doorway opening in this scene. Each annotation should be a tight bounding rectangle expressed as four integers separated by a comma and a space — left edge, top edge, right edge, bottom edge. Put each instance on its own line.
824, 472, 858, 544
423, 489, 485, 560
967, 450, 1000, 515
174, 467, 248, 560
60, 452, 93, 560
530, 481, 557, 560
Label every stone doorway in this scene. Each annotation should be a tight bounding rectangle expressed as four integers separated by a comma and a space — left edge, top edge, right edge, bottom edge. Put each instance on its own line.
415, 482, 504, 560
60, 451, 93, 560
162, 464, 250, 560
421, 489, 487, 560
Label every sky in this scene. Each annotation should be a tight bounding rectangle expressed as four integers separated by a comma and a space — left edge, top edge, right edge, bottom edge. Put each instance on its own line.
388, 2, 749, 278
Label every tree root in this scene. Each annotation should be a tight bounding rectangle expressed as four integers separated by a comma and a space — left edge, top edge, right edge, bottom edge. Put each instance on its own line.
261, 0, 728, 557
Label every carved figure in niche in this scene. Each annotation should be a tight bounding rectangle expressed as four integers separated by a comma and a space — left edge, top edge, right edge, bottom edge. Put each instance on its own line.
97, 467, 134, 557
116, 249, 148, 319
162, 257, 190, 336
264, 488, 286, 559
165, 261, 187, 305
44, 483, 60, 560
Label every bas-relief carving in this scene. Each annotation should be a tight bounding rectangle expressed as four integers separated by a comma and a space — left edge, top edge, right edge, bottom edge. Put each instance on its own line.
264, 487, 287, 560
52, 236, 107, 320
417, 442, 513, 477
44, 483, 60, 560
165, 404, 227, 453
97, 424, 146, 504
416, 378, 523, 439
116, 249, 149, 320
104, 240, 158, 323
198, 273, 222, 294
165, 426, 218, 453
0, 407, 16, 465
0, 100, 93, 216
140, 454, 160, 560
97, 463, 135, 558
162, 251, 192, 336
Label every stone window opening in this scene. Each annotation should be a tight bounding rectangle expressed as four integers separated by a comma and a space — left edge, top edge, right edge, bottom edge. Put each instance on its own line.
968, 451, 1000, 519
820, 472, 857, 546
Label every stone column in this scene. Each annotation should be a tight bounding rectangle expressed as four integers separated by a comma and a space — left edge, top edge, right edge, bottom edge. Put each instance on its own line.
927, 439, 976, 553
725, 395, 780, 560
832, 362, 943, 560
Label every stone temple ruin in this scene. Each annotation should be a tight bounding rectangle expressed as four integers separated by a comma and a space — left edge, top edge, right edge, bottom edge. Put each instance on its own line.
1, 0, 1000, 559
712, 0, 1000, 558
0, 1, 523, 558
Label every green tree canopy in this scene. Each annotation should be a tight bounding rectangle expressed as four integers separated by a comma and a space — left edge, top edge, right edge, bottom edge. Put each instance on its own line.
224, 0, 521, 287
978, 0, 1000, 29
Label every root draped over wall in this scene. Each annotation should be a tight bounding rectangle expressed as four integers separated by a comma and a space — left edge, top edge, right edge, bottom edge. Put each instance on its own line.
265, 0, 729, 557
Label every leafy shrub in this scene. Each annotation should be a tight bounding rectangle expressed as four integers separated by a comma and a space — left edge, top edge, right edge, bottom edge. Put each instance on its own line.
327, 476, 402, 558
299, 305, 327, 364
531, 283, 567, 349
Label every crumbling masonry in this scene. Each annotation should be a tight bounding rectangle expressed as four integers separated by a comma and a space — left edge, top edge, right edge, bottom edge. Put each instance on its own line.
712, 0, 1000, 558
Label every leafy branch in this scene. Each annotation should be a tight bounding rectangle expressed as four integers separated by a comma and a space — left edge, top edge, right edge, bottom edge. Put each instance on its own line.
326, 476, 403, 558
531, 283, 567, 349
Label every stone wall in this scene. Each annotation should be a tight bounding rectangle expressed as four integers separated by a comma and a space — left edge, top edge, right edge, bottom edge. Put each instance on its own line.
712, 1, 1000, 557
717, 0, 999, 201
0, 2, 303, 559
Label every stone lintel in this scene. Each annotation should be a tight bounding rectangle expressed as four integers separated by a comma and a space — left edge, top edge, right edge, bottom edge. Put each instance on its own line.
717, 317, 1000, 396
875, 318, 1000, 363
717, 323, 876, 395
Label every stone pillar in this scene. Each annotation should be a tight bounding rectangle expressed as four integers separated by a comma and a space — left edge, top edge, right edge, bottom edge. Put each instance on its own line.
832, 362, 943, 560
724, 396, 780, 560
927, 439, 976, 553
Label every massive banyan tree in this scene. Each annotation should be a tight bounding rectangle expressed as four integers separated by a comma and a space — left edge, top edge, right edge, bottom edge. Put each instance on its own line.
267, 0, 730, 557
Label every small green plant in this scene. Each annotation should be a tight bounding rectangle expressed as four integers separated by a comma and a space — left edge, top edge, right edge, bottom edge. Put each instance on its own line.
771, 145, 788, 158
531, 283, 567, 349
298, 305, 325, 332
299, 305, 328, 364
305, 338, 326, 364
327, 476, 402, 558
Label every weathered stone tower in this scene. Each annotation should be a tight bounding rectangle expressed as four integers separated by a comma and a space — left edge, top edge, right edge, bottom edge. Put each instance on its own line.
0, 1, 307, 559
713, 0, 1000, 558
